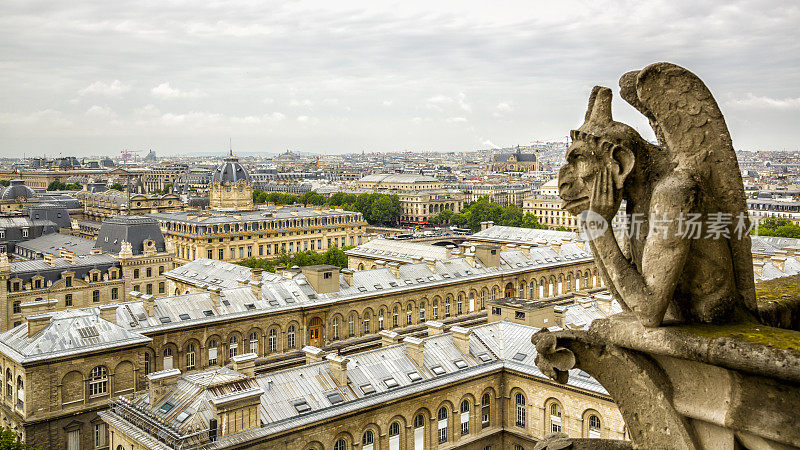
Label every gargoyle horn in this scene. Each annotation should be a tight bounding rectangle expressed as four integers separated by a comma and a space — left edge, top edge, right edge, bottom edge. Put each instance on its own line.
584, 86, 613, 127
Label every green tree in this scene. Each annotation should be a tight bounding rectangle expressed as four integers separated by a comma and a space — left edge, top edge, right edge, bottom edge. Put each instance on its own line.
0, 180, 9, 187
0, 428, 44, 449
368, 194, 401, 225
299, 191, 325, 206
109, 183, 124, 191
753, 218, 800, 238
65, 183, 82, 190
46, 180, 66, 191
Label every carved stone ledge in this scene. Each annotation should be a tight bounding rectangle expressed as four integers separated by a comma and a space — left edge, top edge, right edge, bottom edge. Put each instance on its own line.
532, 313, 800, 449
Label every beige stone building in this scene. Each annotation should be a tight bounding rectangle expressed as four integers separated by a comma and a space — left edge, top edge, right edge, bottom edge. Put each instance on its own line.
357, 174, 443, 192
490, 147, 540, 173
152, 206, 368, 265
77, 188, 183, 221
523, 195, 578, 230
398, 190, 465, 225
100, 320, 626, 449
1, 216, 175, 331
208, 152, 253, 212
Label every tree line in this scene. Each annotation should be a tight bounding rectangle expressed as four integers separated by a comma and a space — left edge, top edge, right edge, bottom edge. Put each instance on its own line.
236, 247, 351, 272
752, 218, 800, 239
429, 196, 555, 232
252, 189, 401, 226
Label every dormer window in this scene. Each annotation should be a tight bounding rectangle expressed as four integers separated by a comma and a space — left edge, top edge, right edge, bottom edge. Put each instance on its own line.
65, 277, 72, 288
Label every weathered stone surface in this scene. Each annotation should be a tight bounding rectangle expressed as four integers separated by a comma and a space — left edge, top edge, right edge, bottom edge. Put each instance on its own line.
558, 62, 756, 328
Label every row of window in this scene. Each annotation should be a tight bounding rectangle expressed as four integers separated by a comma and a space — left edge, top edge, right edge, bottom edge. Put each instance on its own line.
162, 214, 362, 235
7, 264, 164, 292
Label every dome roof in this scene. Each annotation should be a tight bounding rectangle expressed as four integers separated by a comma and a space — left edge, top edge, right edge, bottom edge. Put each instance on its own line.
212, 153, 250, 185
1, 179, 36, 200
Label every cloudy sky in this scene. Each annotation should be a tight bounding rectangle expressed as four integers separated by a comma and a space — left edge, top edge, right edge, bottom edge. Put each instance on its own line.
1, 0, 798, 157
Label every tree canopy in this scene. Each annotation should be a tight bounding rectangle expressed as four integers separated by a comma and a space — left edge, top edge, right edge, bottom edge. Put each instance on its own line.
752, 218, 800, 238
429, 196, 549, 232
46, 180, 81, 191
236, 247, 351, 272
251, 190, 401, 226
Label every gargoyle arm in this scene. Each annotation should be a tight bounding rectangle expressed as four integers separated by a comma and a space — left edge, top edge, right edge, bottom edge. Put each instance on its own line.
592, 174, 695, 327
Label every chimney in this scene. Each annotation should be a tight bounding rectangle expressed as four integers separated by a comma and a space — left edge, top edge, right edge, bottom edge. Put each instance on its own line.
404, 336, 425, 366
231, 353, 257, 378
450, 326, 471, 356
474, 245, 500, 267
410, 256, 423, 265
326, 354, 349, 386
484, 221, 494, 230
445, 245, 455, 259
44, 253, 55, 266
99, 304, 118, 324
553, 305, 567, 327
341, 268, 354, 286
0, 253, 8, 272
147, 369, 181, 407
20, 298, 57, 316
379, 329, 401, 347
61, 249, 75, 264
210, 386, 263, 437
249, 281, 262, 298
426, 320, 445, 336
387, 262, 400, 278
251, 267, 263, 282
301, 265, 341, 294
374, 259, 387, 269
519, 245, 531, 258
575, 240, 586, 251
303, 346, 325, 364
27, 314, 51, 338
209, 286, 222, 307
771, 256, 786, 273
142, 294, 155, 316
424, 257, 437, 273
90, 247, 102, 255
551, 241, 562, 254
753, 261, 765, 277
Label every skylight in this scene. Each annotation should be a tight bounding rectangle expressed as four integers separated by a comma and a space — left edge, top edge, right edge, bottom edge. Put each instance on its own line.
453, 359, 468, 369
513, 352, 527, 362
477, 353, 492, 363
407, 372, 422, 382
384, 377, 399, 388
160, 402, 174, 413
245, 303, 256, 310
76, 326, 99, 339
326, 391, 343, 404
431, 365, 446, 376
179, 314, 190, 321
360, 384, 376, 395
293, 399, 311, 413
203, 310, 214, 317
222, 300, 231, 306
159, 317, 171, 324
176, 411, 190, 423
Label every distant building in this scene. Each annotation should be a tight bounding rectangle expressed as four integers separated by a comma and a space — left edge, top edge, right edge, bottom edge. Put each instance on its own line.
209, 152, 253, 211
490, 147, 540, 172
357, 173, 442, 191
398, 189, 465, 225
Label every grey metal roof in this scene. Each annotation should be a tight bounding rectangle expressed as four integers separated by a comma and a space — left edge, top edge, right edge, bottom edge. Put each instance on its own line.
95, 215, 167, 255
345, 239, 447, 263
211, 155, 251, 184
149, 206, 362, 226
470, 225, 578, 244
358, 173, 439, 183
14, 233, 96, 257
0, 308, 152, 364
0, 180, 36, 200
106, 320, 608, 448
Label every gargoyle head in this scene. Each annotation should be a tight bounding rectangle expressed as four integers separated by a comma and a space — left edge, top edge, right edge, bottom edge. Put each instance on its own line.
558, 86, 650, 216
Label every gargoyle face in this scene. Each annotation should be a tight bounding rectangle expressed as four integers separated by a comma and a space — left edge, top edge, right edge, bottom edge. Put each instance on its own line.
558, 139, 603, 216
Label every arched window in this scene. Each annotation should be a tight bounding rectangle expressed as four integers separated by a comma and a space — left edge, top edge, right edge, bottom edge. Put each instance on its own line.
363, 311, 371, 334
250, 331, 259, 354
144, 352, 151, 374
481, 289, 486, 309
163, 347, 174, 370
549, 403, 562, 433
460, 399, 470, 435
414, 414, 425, 428
406, 304, 413, 325
445, 298, 451, 317
348, 314, 355, 337
481, 393, 491, 428
16, 376, 23, 408
332, 318, 339, 340
432, 300, 439, 319
287, 325, 296, 348
515, 393, 526, 427
268, 329, 277, 352
457, 294, 463, 315
362, 430, 374, 449
419, 302, 426, 322
491, 286, 497, 301
588, 414, 601, 438
186, 344, 196, 370
229, 336, 239, 358
208, 339, 218, 365
437, 407, 448, 443
333, 438, 347, 450
392, 306, 399, 328
88, 366, 107, 396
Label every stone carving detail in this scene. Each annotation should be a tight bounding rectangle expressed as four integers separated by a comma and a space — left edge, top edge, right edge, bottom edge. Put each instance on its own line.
558, 62, 756, 327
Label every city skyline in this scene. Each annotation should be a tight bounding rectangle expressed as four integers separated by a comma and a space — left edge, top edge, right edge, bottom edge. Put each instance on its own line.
2, 0, 799, 156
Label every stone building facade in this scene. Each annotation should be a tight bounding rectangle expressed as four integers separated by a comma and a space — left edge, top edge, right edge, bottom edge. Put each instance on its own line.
100, 321, 626, 449
77, 189, 183, 221
490, 148, 539, 173
357, 174, 443, 192
209, 152, 253, 212
152, 206, 368, 265
0, 216, 175, 331
523, 195, 578, 230
398, 190, 465, 225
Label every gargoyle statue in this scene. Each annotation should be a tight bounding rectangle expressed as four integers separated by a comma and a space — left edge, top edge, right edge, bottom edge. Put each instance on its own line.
558, 62, 757, 327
